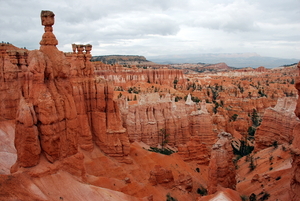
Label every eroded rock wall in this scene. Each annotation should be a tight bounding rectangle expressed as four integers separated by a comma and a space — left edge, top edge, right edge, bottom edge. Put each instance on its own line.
255, 97, 300, 152
207, 132, 236, 194
94, 62, 186, 90
290, 62, 300, 200
119, 93, 217, 163
0, 11, 130, 170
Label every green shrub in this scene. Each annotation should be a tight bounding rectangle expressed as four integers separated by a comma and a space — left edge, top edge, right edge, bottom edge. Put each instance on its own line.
248, 126, 256, 136
249, 193, 256, 201
197, 185, 208, 196
258, 192, 270, 201
166, 193, 177, 201
232, 140, 254, 157
148, 147, 175, 155
241, 195, 249, 201
230, 114, 238, 121
272, 141, 278, 149
249, 156, 256, 171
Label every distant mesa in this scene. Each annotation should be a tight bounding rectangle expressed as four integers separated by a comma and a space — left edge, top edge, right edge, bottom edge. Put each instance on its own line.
92, 55, 154, 65
91, 55, 169, 69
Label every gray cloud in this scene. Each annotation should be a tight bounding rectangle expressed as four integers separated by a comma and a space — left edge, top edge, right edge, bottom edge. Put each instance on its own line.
0, 0, 299, 59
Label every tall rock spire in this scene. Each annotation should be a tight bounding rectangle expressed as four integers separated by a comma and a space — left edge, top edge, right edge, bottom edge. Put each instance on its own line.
39, 10, 58, 46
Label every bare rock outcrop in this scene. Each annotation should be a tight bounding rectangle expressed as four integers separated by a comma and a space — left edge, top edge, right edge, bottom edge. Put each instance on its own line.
0, 120, 17, 174
255, 97, 300, 152
174, 174, 193, 192
290, 61, 300, 200
119, 93, 217, 163
207, 132, 236, 194
0, 10, 130, 171
177, 136, 209, 164
123, 94, 191, 146
149, 165, 174, 188
94, 62, 187, 90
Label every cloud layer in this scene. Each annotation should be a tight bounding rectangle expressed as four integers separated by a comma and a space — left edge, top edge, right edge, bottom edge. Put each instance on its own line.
0, 0, 299, 59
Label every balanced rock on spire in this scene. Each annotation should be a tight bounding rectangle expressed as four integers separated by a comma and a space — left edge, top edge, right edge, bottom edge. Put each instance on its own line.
39, 10, 58, 46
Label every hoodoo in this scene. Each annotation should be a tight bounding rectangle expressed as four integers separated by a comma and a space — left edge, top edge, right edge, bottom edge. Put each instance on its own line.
7, 10, 130, 170
1, 9, 300, 201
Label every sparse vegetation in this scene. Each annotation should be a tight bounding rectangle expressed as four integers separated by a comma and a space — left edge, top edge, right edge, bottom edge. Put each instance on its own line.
197, 185, 208, 196
230, 114, 238, 122
258, 191, 270, 201
281, 145, 287, 151
269, 156, 273, 162
233, 155, 242, 169
117, 92, 122, 98
272, 141, 278, 149
248, 126, 256, 136
232, 140, 254, 157
249, 155, 256, 171
251, 109, 261, 127
174, 96, 182, 102
159, 128, 169, 149
241, 195, 249, 201
249, 193, 257, 201
148, 147, 175, 155
128, 87, 140, 94
191, 96, 201, 103
166, 193, 177, 201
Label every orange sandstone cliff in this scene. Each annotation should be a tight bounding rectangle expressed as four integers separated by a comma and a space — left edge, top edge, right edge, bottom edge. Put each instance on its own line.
0, 10, 211, 201
10, 11, 130, 170
290, 61, 300, 200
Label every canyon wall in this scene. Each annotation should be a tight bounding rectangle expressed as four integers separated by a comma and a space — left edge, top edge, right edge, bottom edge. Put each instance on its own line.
290, 62, 300, 200
118, 93, 217, 163
0, 11, 130, 170
255, 97, 300, 152
94, 61, 186, 90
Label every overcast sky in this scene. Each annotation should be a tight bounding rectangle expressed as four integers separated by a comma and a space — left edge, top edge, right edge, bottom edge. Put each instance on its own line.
1, 0, 299, 59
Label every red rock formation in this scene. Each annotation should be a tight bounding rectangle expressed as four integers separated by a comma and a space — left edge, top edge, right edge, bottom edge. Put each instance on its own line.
255, 66, 267, 72
119, 93, 217, 163
207, 132, 236, 194
295, 61, 300, 117
0, 10, 130, 171
0, 120, 17, 174
290, 61, 300, 200
148, 165, 174, 188
123, 94, 192, 146
14, 97, 41, 167
177, 136, 209, 164
190, 102, 215, 148
94, 62, 186, 90
174, 173, 193, 192
255, 97, 300, 152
